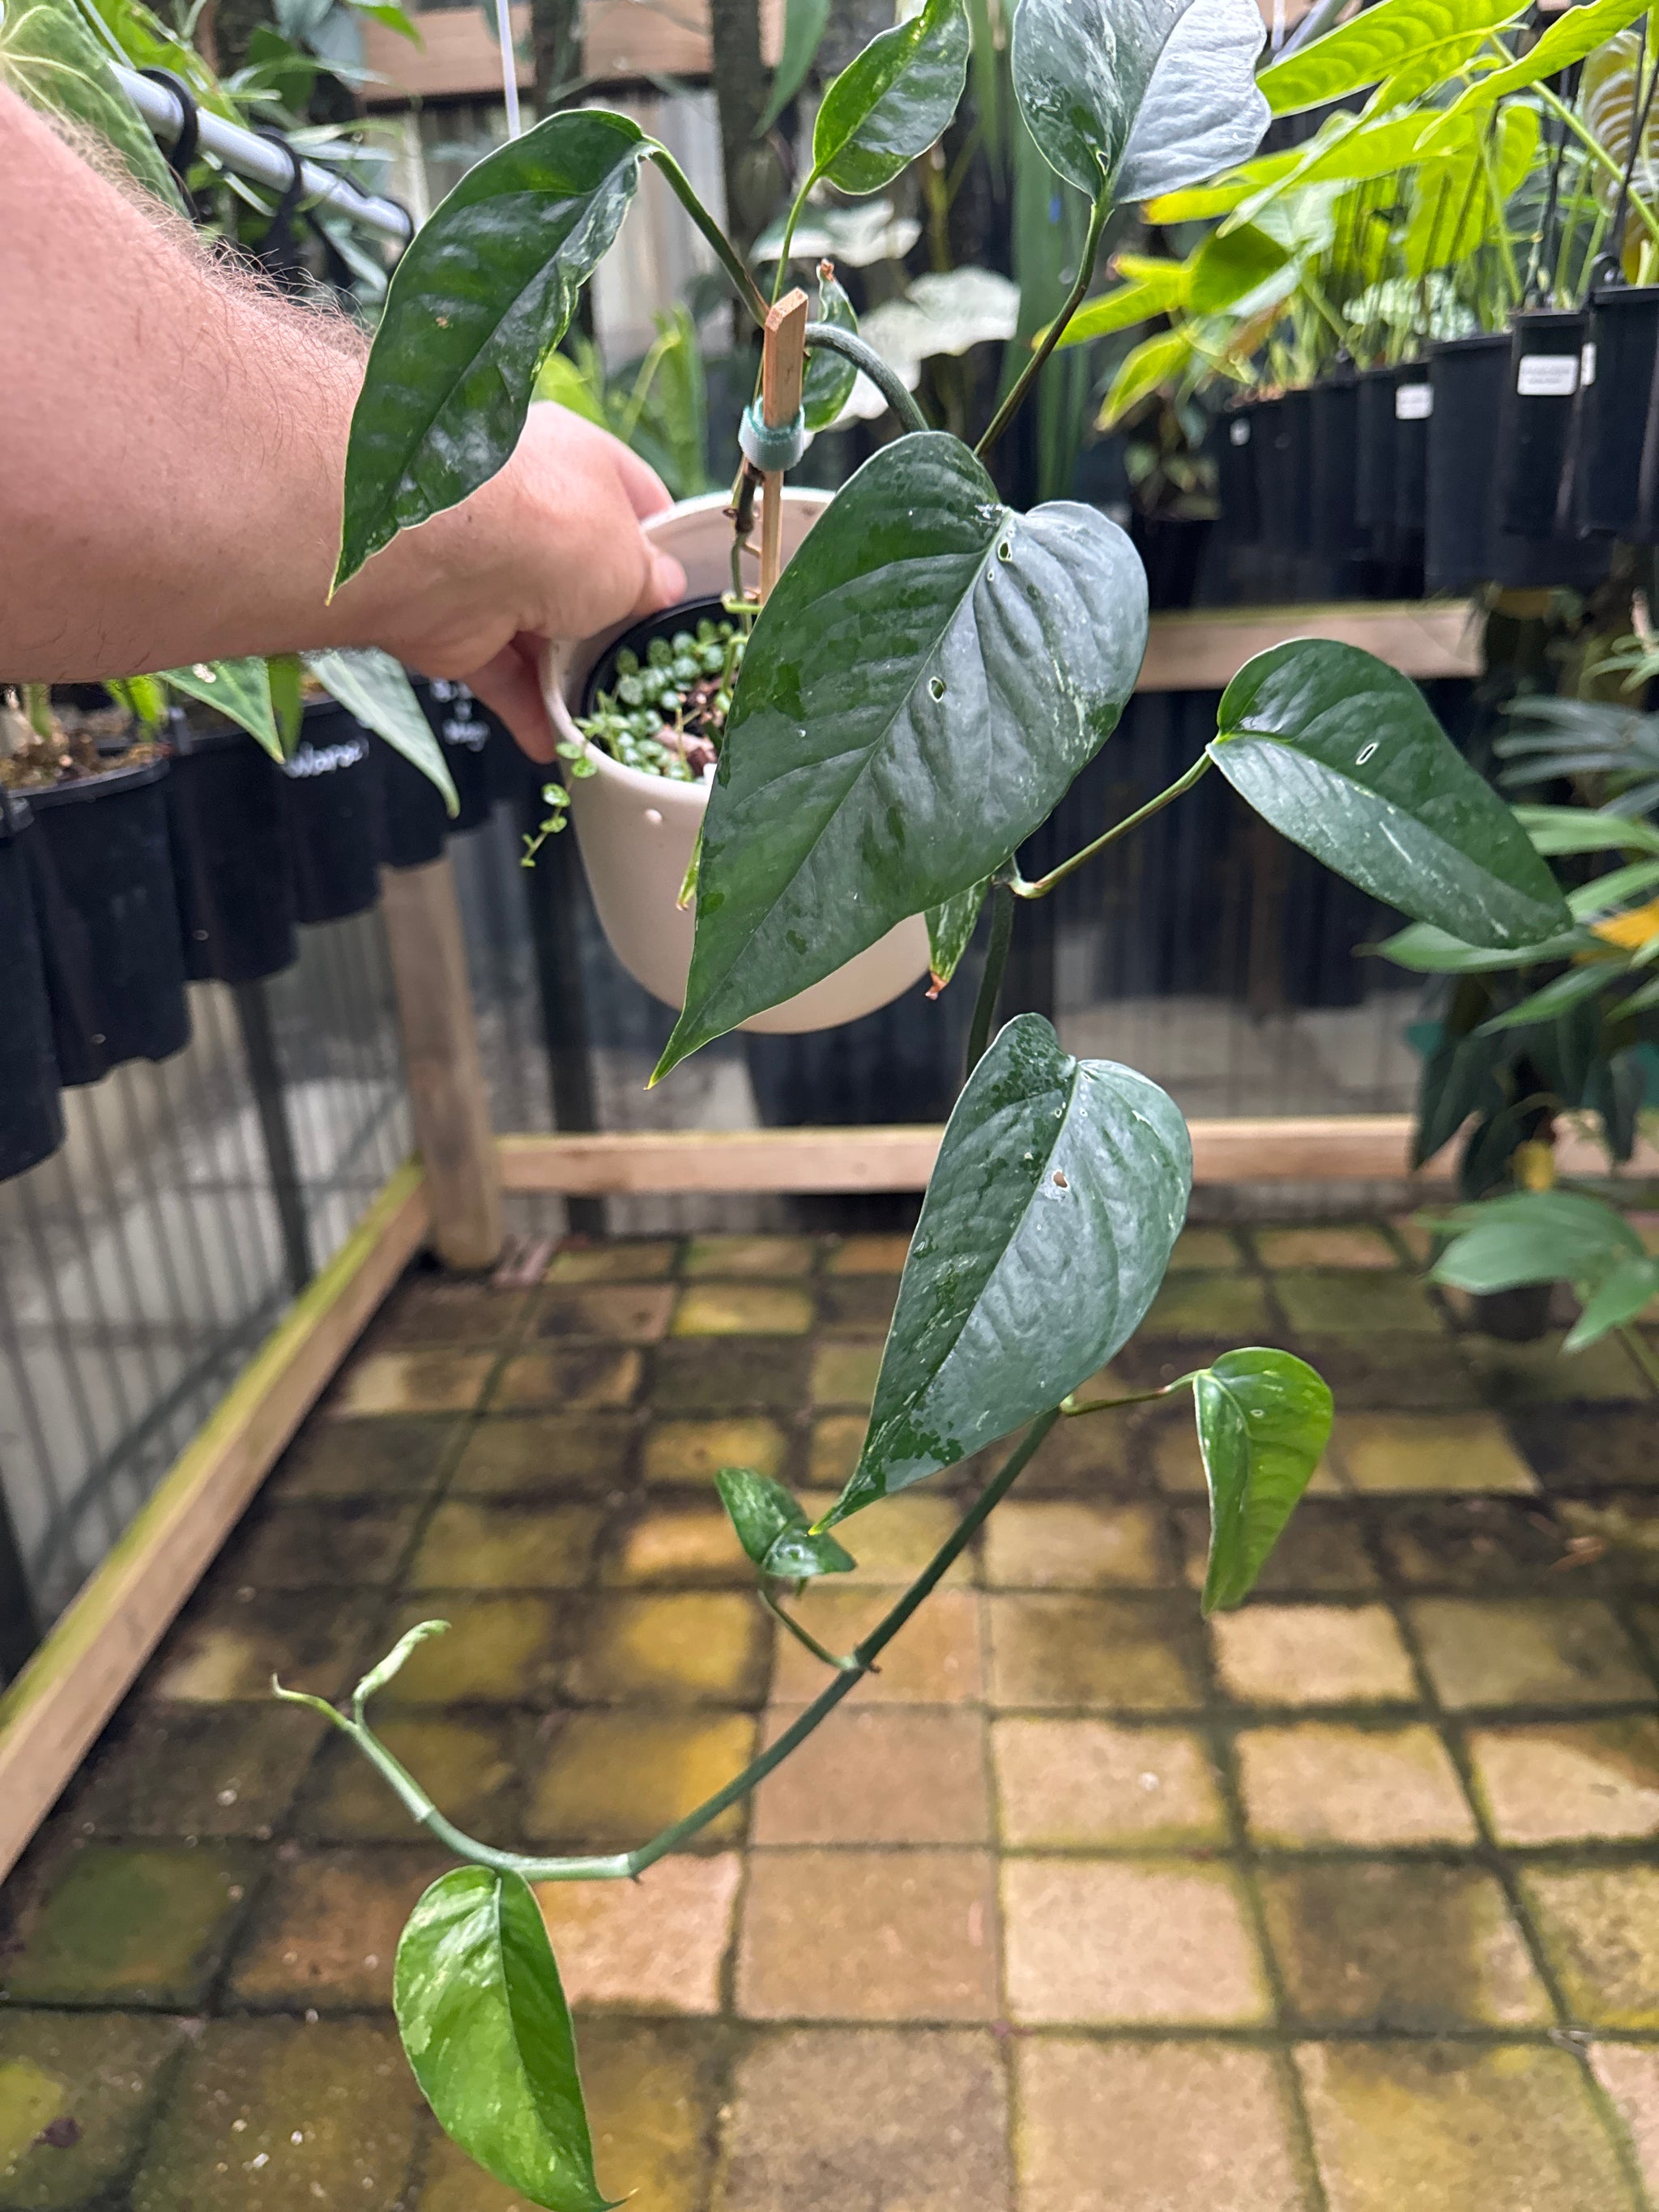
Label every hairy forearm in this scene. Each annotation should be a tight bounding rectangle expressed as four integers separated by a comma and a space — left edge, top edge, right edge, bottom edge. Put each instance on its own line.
0, 87, 403, 680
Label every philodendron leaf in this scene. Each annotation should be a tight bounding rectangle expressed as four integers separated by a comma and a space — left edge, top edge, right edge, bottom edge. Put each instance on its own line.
160, 658, 284, 761
337, 109, 648, 586
306, 647, 458, 813
802, 266, 859, 433
1194, 1349, 1333, 1614
812, 0, 971, 196
0, 0, 181, 204
824, 1014, 1191, 1524
1209, 641, 1572, 951
655, 433, 1146, 1076
1011, 0, 1192, 199
395, 1867, 614, 2212
926, 878, 988, 994
1114, 0, 1270, 207
713, 1467, 855, 1579
1257, 0, 1523, 118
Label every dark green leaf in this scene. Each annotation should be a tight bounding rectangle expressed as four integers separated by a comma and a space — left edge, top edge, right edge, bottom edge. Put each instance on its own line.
160, 658, 283, 761
1114, 0, 1270, 206
802, 267, 859, 433
1, 0, 181, 203
1209, 641, 1572, 950
762, 0, 831, 129
1257, 0, 1523, 117
926, 878, 988, 993
1430, 1190, 1644, 1298
825, 1014, 1191, 1524
812, 0, 971, 196
713, 1467, 855, 1579
1565, 1255, 1659, 1350
1193, 1349, 1332, 1613
655, 433, 1146, 1075
1375, 920, 1593, 974
395, 1867, 613, 2212
306, 648, 458, 813
1477, 961, 1623, 1034
1413, 1021, 1508, 1168
1012, 0, 1190, 198
337, 109, 648, 586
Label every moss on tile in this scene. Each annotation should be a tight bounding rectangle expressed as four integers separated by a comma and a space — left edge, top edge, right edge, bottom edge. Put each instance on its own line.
371, 1597, 565, 1706
682, 1236, 815, 1278
642, 1416, 788, 1485
671, 1285, 815, 1338
531, 1285, 675, 1343
299, 1715, 518, 1845
491, 1347, 642, 1411
1138, 1273, 1274, 1340
561, 1594, 770, 1705
68, 1705, 327, 1840
545, 1239, 676, 1283
405, 1502, 602, 1592
0, 2012, 187, 2210
449, 1413, 636, 1498
810, 1341, 884, 1408
650, 1340, 811, 1413
2, 1844, 255, 2008
269, 1417, 458, 1502
1273, 1270, 1446, 1336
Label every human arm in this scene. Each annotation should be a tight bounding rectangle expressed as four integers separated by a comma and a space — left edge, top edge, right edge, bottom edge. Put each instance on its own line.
0, 86, 684, 759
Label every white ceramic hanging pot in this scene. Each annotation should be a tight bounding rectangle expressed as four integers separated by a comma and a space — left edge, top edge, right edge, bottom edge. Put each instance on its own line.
542, 490, 932, 1034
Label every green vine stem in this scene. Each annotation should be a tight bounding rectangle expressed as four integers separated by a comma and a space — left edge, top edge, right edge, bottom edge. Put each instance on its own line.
649, 147, 772, 327
1533, 81, 1659, 256
770, 172, 820, 304
803, 322, 931, 434
23, 684, 53, 743
965, 880, 1017, 1077
761, 1586, 861, 1670
1013, 755, 1213, 901
278, 1408, 1062, 1882
976, 185, 1111, 462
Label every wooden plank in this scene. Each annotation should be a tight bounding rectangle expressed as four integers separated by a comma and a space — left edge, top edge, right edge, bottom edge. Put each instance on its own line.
381, 857, 503, 1273
0, 1163, 429, 1885
760, 290, 810, 602
1137, 601, 1482, 692
361, 0, 783, 102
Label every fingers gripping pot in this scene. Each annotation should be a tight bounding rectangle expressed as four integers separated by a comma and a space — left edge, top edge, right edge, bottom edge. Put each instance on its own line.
542, 491, 932, 1033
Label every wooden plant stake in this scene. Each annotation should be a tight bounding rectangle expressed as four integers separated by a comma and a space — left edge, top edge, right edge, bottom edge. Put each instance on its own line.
759, 288, 809, 603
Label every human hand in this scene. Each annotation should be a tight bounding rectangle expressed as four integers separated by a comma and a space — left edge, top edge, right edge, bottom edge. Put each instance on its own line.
335, 403, 688, 763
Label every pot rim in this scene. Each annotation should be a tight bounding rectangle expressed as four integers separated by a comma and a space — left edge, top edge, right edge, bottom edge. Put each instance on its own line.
20, 754, 169, 809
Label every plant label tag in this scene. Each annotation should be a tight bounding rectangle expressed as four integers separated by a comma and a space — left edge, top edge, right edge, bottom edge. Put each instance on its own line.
1516, 353, 1579, 398
1394, 382, 1432, 420
1229, 419, 1251, 446
1580, 340, 1597, 387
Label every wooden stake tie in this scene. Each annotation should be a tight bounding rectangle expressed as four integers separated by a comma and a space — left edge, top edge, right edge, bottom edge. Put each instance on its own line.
759, 288, 808, 603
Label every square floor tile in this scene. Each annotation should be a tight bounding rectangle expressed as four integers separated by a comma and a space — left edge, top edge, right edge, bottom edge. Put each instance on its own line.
987, 1594, 1202, 1711
1173, 1502, 1378, 1596
651, 1340, 811, 1413
449, 1413, 636, 1498
1210, 1604, 1418, 1707
811, 1341, 884, 1408
1, 1843, 255, 2009
492, 1346, 642, 1411
1253, 1225, 1400, 1271
1235, 1723, 1478, 1848
66, 1703, 326, 1840
1288, 1334, 1484, 1413
1337, 1413, 1536, 1494
737, 1849, 998, 2022
405, 1502, 602, 1591
1140, 1273, 1275, 1339
770, 1588, 982, 1705
1295, 2041, 1640, 2212
805, 1414, 864, 1489
331, 1351, 497, 1417
524, 1711, 756, 1848
1522, 1865, 1659, 2026
0, 2010, 187, 2210
671, 1283, 815, 1336
1590, 2044, 1659, 2202
603, 1505, 749, 1585
561, 1594, 770, 1705
1166, 1225, 1249, 1271
992, 1719, 1226, 1848
983, 1500, 1166, 1588
716, 2027, 1010, 2212
825, 1234, 914, 1275
815, 1276, 901, 1335
535, 1854, 740, 2013
1510, 1409, 1659, 1491
371, 1596, 566, 1706
1273, 1272, 1445, 1335
1016, 1409, 1143, 1495
532, 1284, 675, 1342
546, 1238, 676, 1282
1260, 1862, 1550, 2030
1015, 2038, 1311, 2211
269, 1415, 458, 1502
1465, 1718, 1659, 1843
1001, 1858, 1269, 2026
683, 1235, 815, 1277
299, 1715, 517, 1845
1377, 1499, 1586, 1589
1465, 1331, 1649, 1407
225, 1502, 417, 1591
1410, 1596, 1653, 1710
642, 1416, 788, 1485
752, 1709, 989, 1845
226, 1848, 448, 2009
147, 1590, 369, 1705
795, 1492, 975, 1587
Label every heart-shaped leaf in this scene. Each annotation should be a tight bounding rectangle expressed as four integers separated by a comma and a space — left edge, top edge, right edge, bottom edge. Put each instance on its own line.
655, 433, 1146, 1076
714, 1467, 855, 1579
802, 266, 859, 433
1012, 0, 1193, 198
1193, 1349, 1333, 1614
1257, 0, 1524, 117
395, 1867, 613, 2212
812, 0, 971, 196
824, 1014, 1191, 1524
926, 879, 989, 994
1114, 0, 1270, 207
2, 0, 181, 204
160, 658, 284, 760
1209, 641, 1572, 951
337, 109, 648, 586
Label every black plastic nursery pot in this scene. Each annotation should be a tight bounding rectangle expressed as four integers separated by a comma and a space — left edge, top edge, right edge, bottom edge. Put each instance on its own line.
1309, 372, 1363, 560
377, 677, 505, 871
1390, 362, 1432, 535
0, 799, 65, 1181
1496, 309, 1589, 538
1218, 402, 1261, 548
281, 699, 384, 925
1128, 513, 1214, 610
1254, 393, 1315, 558
23, 757, 192, 1087
1579, 285, 1659, 538
166, 721, 298, 984
1426, 331, 1507, 595
1354, 364, 1397, 531
579, 597, 733, 716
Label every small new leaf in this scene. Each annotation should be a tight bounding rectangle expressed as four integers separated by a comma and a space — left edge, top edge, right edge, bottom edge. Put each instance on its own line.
812, 0, 970, 196
160, 658, 284, 762
396, 1868, 614, 2212
714, 1468, 855, 1579
353, 1619, 449, 1718
1193, 1349, 1333, 1614
802, 266, 859, 433
926, 878, 988, 994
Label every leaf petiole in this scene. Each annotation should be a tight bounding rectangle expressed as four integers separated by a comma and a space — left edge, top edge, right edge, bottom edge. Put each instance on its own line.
648, 145, 771, 326
761, 1586, 862, 1670
1013, 755, 1213, 900
977, 183, 1111, 460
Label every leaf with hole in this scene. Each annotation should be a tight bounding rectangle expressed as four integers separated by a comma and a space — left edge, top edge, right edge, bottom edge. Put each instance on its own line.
336, 109, 648, 586
1012, 0, 1194, 198
713, 1468, 855, 1579
655, 433, 1147, 1075
1209, 641, 1572, 950
812, 0, 971, 195
1192, 1349, 1332, 1613
823, 1014, 1192, 1524
1114, 0, 1270, 206
395, 1867, 613, 2212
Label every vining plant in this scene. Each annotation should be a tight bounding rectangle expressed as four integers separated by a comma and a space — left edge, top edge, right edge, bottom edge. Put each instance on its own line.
279, 0, 1577, 2199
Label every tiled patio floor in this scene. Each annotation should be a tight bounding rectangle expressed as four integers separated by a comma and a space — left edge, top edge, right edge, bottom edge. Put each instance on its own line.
6, 1222, 1659, 2210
